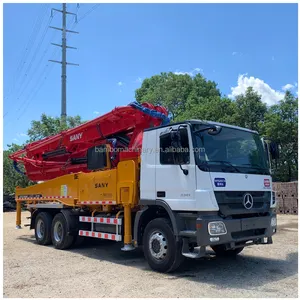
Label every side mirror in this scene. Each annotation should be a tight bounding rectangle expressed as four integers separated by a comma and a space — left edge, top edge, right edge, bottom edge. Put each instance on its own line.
208, 125, 222, 135
160, 128, 189, 175
269, 141, 280, 160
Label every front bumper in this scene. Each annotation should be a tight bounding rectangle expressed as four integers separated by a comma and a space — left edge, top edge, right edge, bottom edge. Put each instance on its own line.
196, 214, 277, 248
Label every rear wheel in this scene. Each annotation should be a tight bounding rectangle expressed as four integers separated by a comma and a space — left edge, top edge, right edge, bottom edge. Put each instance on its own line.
211, 245, 244, 257
143, 218, 184, 273
34, 212, 53, 245
51, 213, 75, 250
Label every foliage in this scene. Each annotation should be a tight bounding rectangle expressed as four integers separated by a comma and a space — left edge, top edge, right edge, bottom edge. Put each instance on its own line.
259, 91, 298, 181
27, 114, 84, 142
234, 87, 267, 131
3, 144, 32, 194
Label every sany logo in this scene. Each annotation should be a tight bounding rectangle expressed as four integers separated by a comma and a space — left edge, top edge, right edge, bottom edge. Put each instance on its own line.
264, 179, 270, 188
70, 132, 83, 142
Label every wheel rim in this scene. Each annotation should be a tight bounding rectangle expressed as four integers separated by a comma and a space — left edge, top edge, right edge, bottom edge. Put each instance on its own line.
53, 221, 63, 243
36, 219, 45, 239
149, 231, 168, 260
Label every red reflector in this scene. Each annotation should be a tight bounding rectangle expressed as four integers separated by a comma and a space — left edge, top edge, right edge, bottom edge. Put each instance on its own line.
196, 224, 202, 229
264, 179, 270, 187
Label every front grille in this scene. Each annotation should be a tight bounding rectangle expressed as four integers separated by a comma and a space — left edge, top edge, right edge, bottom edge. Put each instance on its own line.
223, 191, 265, 198
215, 191, 271, 216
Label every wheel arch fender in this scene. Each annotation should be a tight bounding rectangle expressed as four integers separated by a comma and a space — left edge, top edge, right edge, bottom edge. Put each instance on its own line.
134, 199, 179, 246
59, 209, 80, 236
30, 209, 56, 230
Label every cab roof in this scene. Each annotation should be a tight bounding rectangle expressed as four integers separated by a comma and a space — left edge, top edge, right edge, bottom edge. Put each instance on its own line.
144, 119, 258, 134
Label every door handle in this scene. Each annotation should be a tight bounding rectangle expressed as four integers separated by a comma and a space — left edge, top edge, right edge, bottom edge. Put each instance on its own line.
157, 191, 166, 198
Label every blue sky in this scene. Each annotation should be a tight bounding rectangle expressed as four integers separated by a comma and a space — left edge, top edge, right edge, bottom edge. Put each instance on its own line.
3, 3, 298, 148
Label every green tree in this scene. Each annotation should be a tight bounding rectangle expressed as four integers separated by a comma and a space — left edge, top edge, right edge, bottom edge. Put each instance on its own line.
27, 114, 84, 142
3, 144, 32, 194
180, 96, 238, 125
234, 87, 267, 131
260, 91, 298, 181
136, 72, 194, 120
135, 72, 230, 122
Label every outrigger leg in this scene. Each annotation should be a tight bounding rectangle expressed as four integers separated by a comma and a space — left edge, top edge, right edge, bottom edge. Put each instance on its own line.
16, 200, 22, 229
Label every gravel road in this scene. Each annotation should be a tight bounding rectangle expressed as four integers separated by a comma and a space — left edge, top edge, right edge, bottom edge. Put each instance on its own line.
3, 212, 298, 298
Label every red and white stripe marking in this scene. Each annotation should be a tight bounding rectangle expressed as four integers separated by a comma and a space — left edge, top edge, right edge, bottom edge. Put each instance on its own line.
79, 216, 122, 225
17, 196, 72, 200
79, 230, 122, 241
78, 200, 116, 205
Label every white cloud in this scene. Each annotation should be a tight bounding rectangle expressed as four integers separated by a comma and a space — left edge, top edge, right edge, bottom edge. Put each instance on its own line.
282, 83, 295, 91
93, 111, 100, 115
13, 138, 19, 142
117, 81, 124, 86
174, 68, 203, 76
229, 74, 285, 105
135, 77, 142, 83
232, 51, 243, 56
17, 133, 28, 137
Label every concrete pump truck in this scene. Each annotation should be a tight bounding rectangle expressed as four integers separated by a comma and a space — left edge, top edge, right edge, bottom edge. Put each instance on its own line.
10, 102, 279, 273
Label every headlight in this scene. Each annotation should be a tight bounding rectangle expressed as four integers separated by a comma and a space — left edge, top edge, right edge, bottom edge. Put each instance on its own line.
271, 216, 277, 227
208, 221, 227, 235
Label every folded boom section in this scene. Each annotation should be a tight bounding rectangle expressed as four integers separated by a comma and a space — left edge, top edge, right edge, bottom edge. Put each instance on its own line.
9, 102, 169, 181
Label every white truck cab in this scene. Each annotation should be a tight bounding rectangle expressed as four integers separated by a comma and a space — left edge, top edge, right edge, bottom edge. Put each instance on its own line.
136, 120, 277, 268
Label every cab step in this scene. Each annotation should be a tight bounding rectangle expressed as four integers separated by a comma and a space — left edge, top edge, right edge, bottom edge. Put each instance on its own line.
182, 238, 206, 259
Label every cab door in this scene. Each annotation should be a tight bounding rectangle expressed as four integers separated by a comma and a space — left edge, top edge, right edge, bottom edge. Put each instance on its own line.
155, 125, 197, 211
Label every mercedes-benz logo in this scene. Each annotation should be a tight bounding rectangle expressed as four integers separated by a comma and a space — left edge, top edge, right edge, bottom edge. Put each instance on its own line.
243, 193, 254, 210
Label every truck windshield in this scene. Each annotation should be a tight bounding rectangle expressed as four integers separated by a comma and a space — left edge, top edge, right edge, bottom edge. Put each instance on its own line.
192, 124, 270, 175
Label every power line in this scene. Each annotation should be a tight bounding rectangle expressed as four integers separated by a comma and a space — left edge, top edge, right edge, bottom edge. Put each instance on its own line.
10, 4, 76, 122
77, 4, 99, 22
6, 3, 98, 123
14, 14, 54, 102
15, 47, 61, 121
4, 7, 54, 119
4, 4, 48, 101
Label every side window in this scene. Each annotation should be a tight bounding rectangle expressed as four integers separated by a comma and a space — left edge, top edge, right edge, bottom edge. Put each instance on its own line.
160, 128, 190, 165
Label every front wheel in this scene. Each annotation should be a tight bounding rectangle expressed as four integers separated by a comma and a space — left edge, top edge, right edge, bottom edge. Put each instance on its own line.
211, 245, 244, 257
143, 218, 184, 273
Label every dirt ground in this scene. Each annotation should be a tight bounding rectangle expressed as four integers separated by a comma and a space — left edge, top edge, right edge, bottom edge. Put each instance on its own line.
3, 211, 298, 298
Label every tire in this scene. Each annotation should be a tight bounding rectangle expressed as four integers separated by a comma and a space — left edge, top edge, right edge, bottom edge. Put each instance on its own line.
51, 213, 75, 250
34, 212, 53, 245
211, 245, 244, 257
143, 218, 184, 273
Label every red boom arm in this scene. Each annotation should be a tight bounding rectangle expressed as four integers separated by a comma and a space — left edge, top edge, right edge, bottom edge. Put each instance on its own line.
9, 102, 169, 181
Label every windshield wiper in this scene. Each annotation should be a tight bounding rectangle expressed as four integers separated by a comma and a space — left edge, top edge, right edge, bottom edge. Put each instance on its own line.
241, 163, 267, 170
209, 160, 241, 173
